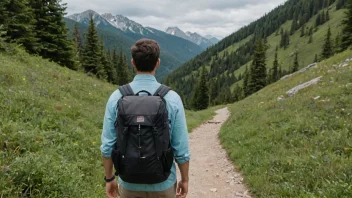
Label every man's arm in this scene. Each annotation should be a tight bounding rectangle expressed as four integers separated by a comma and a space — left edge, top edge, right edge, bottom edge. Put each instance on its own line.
169, 94, 190, 197
103, 157, 114, 179
177, 161, 189, 198
170, 95, 190, 165
101, 92, 120, 198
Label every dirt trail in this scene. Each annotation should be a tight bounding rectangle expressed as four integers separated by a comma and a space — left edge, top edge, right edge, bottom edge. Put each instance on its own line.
178, 108, 251, 198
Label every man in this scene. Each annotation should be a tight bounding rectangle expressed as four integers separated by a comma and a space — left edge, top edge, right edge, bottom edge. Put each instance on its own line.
101, 39, 190, 198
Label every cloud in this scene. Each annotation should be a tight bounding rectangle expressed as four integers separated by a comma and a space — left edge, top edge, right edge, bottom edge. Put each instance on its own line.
63, 0, 286, 38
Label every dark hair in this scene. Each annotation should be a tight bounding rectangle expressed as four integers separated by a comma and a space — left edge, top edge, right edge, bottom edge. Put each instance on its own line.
131, 39, 160, 72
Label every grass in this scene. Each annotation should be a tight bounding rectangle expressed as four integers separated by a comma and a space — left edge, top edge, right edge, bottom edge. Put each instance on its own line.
220, 50, 352, 197
0, 46, 218, 197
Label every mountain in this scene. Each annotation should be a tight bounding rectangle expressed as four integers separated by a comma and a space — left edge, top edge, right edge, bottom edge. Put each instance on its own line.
204, 35, 220, 44
65, 10, 204, 80
165, 27, 190, 41
165, 0, 349, 106
186, 31, 214, 48
166, 27, 214, 48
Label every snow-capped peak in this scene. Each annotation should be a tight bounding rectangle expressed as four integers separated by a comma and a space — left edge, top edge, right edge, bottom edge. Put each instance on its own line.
67, 10, 110, 27
101, 13, 149, 35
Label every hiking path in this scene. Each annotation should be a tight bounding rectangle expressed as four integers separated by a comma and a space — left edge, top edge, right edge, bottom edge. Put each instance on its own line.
178, 108, 251, 198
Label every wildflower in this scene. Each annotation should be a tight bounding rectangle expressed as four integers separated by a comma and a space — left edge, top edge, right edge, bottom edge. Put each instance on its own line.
74, 142, 78, 146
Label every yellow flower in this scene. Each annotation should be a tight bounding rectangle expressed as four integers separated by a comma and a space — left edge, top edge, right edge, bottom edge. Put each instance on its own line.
23, 77, 26, 81
74, 142, 78, 146
92, 142, 96, 145
344, 148, 351, 151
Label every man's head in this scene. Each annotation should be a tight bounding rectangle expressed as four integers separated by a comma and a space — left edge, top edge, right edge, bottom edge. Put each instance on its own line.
131, 39, 160, 73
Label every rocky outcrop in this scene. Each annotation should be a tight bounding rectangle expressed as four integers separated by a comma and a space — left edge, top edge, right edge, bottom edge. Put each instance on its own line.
286, 76, 323, 97
281, 63, 317, 80
278, 57, 351, 99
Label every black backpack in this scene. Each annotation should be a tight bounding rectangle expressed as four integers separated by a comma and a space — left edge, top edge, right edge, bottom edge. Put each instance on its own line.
111, 84, 174, 184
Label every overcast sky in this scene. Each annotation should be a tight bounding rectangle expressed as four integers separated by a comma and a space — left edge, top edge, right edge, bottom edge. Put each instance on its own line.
63, 0, 287, 39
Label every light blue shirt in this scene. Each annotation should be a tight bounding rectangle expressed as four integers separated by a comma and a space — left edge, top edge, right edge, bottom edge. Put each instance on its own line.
101, 74, 190, 191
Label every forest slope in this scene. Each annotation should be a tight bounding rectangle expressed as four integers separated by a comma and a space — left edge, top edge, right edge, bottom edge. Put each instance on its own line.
166, 0, 348, 105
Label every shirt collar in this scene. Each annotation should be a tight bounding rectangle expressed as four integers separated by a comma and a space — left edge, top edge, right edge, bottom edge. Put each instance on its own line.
133, 74, 157, 82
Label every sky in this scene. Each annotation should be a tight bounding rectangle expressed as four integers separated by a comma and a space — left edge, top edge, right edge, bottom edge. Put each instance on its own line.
63, 0, 287, 39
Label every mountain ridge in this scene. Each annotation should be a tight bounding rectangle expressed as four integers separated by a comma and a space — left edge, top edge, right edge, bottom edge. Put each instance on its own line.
66, 10, 205, 79
166, 26, 217, 48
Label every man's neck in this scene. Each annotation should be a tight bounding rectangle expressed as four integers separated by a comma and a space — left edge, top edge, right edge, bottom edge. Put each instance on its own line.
136, 71, 155, 76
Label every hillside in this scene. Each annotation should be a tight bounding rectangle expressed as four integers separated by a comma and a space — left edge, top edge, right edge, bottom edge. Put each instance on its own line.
65, 10, 205, 80
220, 50, 352, 197
0, 47, 217, 197
165, 0, 348, 104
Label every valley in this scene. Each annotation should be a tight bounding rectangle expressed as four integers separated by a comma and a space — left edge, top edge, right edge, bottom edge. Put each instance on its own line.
1, 0, 351, 197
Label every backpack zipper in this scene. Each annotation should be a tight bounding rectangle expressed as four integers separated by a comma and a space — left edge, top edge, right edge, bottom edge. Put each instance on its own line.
138, 124, 141, 161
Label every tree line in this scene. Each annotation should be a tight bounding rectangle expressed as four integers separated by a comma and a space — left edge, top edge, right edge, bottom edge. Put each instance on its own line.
0, 0, 131, 85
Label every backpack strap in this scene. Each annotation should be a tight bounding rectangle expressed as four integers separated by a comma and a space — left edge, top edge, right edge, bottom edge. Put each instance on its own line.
119, 84, 134, 96
153, 85, 171, 98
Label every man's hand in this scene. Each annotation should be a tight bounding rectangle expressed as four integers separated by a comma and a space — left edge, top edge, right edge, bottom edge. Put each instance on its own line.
176, 180, 188, 198
106, 180, 119, 198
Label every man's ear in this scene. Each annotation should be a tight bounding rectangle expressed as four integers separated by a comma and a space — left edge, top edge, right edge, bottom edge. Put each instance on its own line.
155, 58, 160, 70
131, 59, 137, 69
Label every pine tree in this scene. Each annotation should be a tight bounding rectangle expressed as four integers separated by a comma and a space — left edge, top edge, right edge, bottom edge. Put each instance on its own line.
81, 15, 102, 75
248, 39, 267, 95
30, 0, 77, 69
209, 79, 218, 105
335, 33, 342, 53
242, 66, 250, 97
97, 41, 108, 80
191, 67, 209, 110
281, 30, 290, 49
105, 49, 117, 83
73, 23, 82, 56
315, 13, 321, 27
341, 0, 352, 50
300, 24, 306, 37
325, 10, 330, 21
290, 19, 297, 35
337, 0, 346, 10
116, 51, 130, 85
278, 65, 283, 79
321, 10, 326, 24
272, 46, 280, 83
112, 48, 119, 84
292, 52, 299, 73
0, 0, 38, 52
233, 84, 242, 102
321, 26, 334, 59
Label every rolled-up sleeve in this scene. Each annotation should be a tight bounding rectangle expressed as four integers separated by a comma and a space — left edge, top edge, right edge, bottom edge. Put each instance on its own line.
100, 91, 120, 158
170, 96, 190, 164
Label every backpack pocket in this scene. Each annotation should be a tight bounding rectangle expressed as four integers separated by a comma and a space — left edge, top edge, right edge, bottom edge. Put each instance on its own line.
111, 149, 121, 175
161, 147, 174, 173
